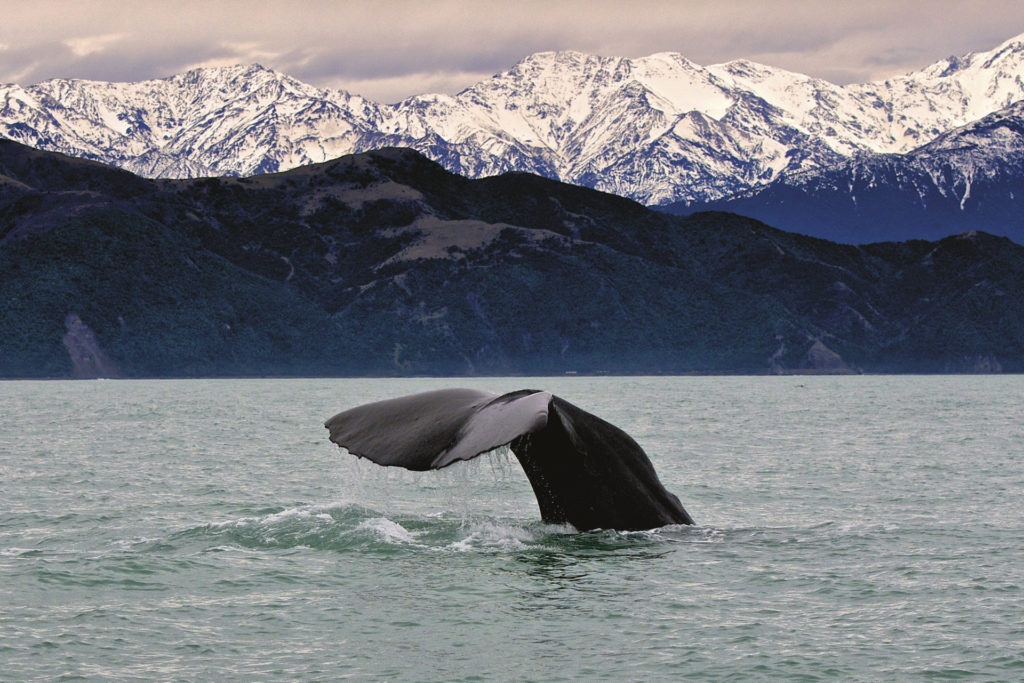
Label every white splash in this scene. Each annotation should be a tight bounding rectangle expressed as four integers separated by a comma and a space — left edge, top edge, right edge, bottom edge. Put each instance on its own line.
356, 517, 421, 545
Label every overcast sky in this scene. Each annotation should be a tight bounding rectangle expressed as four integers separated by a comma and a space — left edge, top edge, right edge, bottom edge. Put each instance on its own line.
2, 0, 1023, 103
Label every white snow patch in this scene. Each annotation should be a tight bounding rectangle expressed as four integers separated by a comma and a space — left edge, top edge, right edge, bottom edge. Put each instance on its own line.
960, 174, 972, 210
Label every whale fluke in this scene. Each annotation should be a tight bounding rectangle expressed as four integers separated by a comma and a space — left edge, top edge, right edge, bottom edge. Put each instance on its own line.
325, 388, 694, 531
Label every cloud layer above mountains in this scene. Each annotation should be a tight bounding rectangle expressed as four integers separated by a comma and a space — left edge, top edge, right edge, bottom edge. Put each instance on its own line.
3, 0, 1024, 103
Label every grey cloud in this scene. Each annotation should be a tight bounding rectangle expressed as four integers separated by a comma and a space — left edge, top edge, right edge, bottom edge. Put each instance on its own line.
2, 38, 237, 86
1, 0, 1023, 100
289, 40, 553, 86
62, 43, 235, 83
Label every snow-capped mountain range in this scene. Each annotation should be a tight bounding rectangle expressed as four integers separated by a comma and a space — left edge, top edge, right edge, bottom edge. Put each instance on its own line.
2, 32, 1024, 205
670, 99, 1024, 243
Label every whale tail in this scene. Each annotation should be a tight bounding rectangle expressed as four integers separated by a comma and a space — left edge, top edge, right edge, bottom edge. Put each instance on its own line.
325, 388, 693, 531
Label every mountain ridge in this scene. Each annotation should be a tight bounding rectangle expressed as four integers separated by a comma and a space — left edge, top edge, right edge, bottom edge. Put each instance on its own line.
3, 140, 1024, 377
3, 32, 1024, 206
668, 99, 1024, 243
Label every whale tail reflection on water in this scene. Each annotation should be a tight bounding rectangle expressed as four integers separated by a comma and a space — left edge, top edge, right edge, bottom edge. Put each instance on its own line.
325, 388, 694, 531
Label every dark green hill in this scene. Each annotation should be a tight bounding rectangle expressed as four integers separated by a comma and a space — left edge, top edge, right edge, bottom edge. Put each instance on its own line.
2, 140, 1023, 377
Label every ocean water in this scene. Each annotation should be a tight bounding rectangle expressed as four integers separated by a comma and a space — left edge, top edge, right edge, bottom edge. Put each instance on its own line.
1, 376, 1022, 680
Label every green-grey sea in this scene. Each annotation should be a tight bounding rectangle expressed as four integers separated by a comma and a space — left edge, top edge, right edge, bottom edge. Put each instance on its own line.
2, 376, 1022, 680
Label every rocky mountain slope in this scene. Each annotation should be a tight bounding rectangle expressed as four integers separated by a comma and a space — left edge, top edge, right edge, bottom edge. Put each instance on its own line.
3, 33, 1024, 206
2, 140, 1023, 377
668, 100, 1024, 243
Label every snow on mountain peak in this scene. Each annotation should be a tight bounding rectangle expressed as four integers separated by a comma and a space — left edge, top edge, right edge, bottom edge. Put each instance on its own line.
3, 33, 1024, 206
